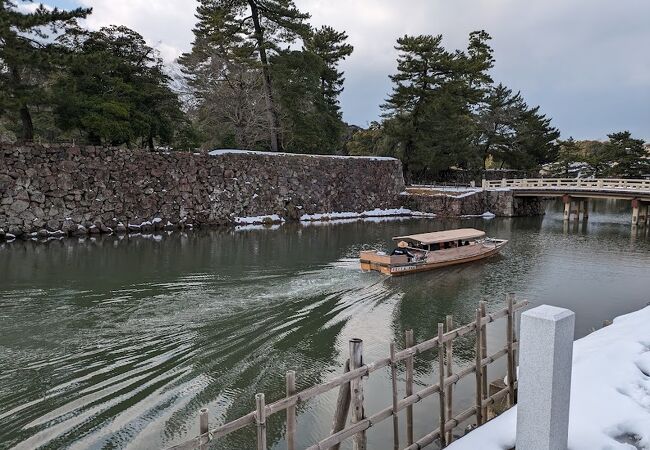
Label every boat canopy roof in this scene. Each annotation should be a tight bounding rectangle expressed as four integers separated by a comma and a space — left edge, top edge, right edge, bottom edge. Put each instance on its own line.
393, 228, 486, 245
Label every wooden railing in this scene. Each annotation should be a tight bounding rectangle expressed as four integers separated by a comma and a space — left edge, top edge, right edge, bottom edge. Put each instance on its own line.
482, 178, 650, 191
167, 296, 528, 450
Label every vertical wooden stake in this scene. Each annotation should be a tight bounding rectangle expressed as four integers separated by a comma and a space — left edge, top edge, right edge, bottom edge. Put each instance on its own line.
256, 393, 267, 450
405, 330, 415, 446
474, 308, 483, 426
438, 323, 447, 447
390, 343, 400, 450
286, 371, 296, 450
349, 339, 367, 450
506, 293, 515, 407
445, 315, 454, 444
331, 360, 351, 450
199, 408, 209, 450
512, 294, 519, 403
479, 301, 488, 421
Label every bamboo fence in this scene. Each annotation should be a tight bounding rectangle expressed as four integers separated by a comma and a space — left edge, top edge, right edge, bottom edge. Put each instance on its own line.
168, 295, 528, 450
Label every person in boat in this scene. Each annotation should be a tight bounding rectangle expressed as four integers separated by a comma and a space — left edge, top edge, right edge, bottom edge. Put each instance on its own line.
391, 240, 414, 258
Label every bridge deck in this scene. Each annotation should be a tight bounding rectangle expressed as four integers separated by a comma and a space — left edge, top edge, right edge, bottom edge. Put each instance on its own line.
483, 178, 650, 201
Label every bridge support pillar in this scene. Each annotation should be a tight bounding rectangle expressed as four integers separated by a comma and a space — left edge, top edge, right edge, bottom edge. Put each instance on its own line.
572, 201, 580, 221
632, 199, 640, 226
562, 195, 571, 221
639, 204, 648, 227
582, 199, 589, 220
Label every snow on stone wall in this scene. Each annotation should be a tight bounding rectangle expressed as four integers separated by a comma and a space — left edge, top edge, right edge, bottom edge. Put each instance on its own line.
0, 145, 405, 237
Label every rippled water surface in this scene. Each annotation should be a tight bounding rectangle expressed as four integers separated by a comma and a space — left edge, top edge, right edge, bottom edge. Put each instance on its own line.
1, 200, 650, 449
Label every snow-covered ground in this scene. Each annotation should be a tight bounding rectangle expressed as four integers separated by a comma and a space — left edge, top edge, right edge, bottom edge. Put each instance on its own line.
448, 305, 650, 450
208, 149, 397, 161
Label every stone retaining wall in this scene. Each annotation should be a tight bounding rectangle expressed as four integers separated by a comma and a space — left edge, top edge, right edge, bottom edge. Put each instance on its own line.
402, 190, 547, 217
0, 145, 405, 238
0, 145, 548, 240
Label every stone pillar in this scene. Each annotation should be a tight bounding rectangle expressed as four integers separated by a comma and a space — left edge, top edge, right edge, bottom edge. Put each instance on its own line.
516, 305, 575, 450
640, 204, 648, 227
582, 199, 589, 220
562, 195, 571, 221
632, 199, 640, 226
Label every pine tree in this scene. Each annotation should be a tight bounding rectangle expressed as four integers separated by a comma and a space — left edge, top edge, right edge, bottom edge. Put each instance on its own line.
53, 26, 185, 148
270, 49, 343, 154
304, 25, 353, 115
475, 84, 526, 169
0, 0, 91, 140
181, 0, 310, 151
476, 83, 559, 170
382, 33, 492, 181
599, 131, 649, 178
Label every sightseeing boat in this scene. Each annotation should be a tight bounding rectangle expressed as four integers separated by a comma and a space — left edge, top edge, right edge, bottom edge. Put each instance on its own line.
359, 228, 507, 276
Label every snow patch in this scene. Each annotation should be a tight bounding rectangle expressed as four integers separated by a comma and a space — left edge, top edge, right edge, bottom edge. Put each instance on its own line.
208, 148, 397, 161
447, 305, 650, 450
300, 208, 434, 222
460, 211, 496, 219
234, 214, 285, 225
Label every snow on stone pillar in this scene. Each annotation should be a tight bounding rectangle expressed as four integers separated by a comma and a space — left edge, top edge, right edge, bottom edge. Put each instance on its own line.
516, 305, 575, 450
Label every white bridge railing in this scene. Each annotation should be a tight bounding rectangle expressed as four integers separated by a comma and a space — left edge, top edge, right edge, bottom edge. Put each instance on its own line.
482, 178, 650, 192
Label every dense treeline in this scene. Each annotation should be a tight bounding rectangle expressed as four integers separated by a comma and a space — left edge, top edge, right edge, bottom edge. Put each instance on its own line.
1, 1, 647, 180
178, 0, 353, 154
346, 32, 563, 182
0, 0, 191, 148
548, 132, 650, 178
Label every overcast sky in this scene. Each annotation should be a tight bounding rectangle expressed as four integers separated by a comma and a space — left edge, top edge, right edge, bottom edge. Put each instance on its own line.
43, 0, 650, 140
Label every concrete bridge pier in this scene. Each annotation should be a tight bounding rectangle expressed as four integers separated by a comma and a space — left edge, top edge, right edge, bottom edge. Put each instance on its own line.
632, 199, 640, 226
563, 195, 589, 222
563, 195, 571, 221
637, 203, 649, 227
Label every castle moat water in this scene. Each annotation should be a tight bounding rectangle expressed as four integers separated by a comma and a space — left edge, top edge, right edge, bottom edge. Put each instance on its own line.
1, 200, 649, 449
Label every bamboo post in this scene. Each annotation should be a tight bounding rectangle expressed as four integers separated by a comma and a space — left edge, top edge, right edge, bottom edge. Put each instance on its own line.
199, 408, 209, 450
390, 343, 400, 450
506, 293, 516, 407
512, 293, 519, 403
445, 315, 454, 444
479, 301, 488, 420
474, 308, 483, 426
437, 323, 447, 447
331, 360, 351, 450
405, 329, 415, 445
256, 393, 267, 450
286, 371, 297, 450
349, 339, 367, 450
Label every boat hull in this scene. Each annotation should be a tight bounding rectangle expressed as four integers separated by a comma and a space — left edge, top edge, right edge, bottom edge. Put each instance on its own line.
360, 240, 507, 276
